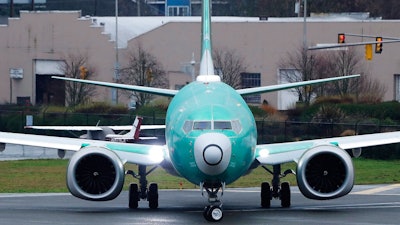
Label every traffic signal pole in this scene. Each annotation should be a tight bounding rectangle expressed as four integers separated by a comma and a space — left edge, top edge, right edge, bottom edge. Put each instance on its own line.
308, 39, 400, 50
309, 33, 400, 61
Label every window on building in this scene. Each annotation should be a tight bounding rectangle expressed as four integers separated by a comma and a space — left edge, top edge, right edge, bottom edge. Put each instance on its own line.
168, 6, 190, 16
241, 72, 261, 104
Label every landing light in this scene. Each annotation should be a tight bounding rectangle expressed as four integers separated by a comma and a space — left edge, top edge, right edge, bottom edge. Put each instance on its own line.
149, 146, 164, 163
258, 149, 270, 158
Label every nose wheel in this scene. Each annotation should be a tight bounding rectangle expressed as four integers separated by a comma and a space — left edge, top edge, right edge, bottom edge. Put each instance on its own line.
204, 205, 223, 222
201, 182, 225, 222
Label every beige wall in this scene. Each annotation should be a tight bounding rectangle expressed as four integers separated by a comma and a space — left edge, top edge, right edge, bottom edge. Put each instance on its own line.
1, 12, 400, 108
0, 11, 116, 105
131, 20, 400, 107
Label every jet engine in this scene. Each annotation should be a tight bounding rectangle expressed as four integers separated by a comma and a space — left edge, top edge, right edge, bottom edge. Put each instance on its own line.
67, 146, 125, 201
296, 145, 354, 200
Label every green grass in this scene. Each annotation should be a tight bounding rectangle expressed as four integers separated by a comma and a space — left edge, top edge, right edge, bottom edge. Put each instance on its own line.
0, 158, 399, 193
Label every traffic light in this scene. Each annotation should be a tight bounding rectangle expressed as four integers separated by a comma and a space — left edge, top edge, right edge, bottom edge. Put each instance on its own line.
365, 44, 373, 60
338, 33, 345, 44
375, 37, 383, 54
79, 66, 88, 79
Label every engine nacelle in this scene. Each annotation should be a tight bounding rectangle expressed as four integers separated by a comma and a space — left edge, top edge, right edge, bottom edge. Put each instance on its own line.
296, 145, 354, 200
67, 146, 125, 201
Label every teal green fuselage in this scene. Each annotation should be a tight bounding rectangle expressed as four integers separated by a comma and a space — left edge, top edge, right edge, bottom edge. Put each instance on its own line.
165, 81, 257, 185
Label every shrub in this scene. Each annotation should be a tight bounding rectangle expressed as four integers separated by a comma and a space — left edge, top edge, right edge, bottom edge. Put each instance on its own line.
73, 102, 128, 114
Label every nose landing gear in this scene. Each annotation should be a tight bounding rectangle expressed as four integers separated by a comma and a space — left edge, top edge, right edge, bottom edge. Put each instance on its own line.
201, 182, 225, 222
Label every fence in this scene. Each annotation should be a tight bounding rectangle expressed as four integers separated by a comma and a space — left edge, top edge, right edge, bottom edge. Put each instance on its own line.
2, 110, 400, 144
256, 119, 400, 144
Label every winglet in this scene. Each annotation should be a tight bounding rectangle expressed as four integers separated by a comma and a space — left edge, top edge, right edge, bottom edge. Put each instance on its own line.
197, 0, 220, 82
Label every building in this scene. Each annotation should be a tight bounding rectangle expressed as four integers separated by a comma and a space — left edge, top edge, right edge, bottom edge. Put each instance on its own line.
1, 11, 400, 109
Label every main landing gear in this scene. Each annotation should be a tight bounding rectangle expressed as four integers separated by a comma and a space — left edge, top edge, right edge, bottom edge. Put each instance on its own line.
201, 182, 225, 222
126, 165, 159, 209
261, 164, 295, 208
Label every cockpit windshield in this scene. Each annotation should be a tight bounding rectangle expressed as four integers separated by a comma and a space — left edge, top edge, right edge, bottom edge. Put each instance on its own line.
183, 120, 242, 134
214, 121, 232, 130
193, 121, 212, 130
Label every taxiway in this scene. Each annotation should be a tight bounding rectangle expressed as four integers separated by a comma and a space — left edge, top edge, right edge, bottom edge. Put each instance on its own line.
0, 185, 399, 225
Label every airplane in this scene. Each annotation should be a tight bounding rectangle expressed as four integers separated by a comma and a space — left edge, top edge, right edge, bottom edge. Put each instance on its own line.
1, 0, 400, 222
25, 116, 165, 143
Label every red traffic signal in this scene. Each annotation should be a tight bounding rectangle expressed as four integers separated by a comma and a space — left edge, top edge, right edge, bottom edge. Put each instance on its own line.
338, 33, 345, 44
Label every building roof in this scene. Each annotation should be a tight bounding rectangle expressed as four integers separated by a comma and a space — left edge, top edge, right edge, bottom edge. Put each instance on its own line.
90, 14, 385, 49
91, 16, 261, 48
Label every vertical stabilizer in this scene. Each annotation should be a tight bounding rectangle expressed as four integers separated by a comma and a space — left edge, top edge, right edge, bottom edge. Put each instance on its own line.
197, 0, 220, 82
113, 116, 143, 141
132, 116, 143, 140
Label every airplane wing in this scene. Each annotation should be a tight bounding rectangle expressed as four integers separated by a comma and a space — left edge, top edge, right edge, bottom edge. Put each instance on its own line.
25, 125, 166, 131
52, 76, 178, 97
25, 125, 104, 131
237, 75, 360, 96
0, 132, 165, 166
255, 131, 400, 165
109, 125, 166, 130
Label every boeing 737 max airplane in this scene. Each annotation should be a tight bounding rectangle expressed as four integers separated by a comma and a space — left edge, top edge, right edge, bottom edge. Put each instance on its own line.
1, 0, 400, 222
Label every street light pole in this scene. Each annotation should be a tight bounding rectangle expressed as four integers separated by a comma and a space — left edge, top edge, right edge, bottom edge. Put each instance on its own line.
113, 0, 119, 104
303, 0, 307, 52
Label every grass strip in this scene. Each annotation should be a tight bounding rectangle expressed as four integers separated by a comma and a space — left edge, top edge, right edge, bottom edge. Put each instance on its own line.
0, 158, 398, 193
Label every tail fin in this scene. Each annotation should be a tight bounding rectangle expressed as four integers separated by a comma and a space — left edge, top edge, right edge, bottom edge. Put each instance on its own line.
124, 116, 143, 140
197, 0, 220, 82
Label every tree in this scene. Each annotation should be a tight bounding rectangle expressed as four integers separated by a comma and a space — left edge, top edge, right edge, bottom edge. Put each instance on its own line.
213, 47, 248, 89
119, 44, 168, 107
279, 46, 386, 105
278, 46, 323, 104
320, 47, 386, 102
59, 53, 97, 107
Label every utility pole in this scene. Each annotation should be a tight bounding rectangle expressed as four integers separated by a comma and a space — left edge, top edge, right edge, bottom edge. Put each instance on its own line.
303, 0, 307, 52
10, 0, 14, 17
113, 0, 119, 104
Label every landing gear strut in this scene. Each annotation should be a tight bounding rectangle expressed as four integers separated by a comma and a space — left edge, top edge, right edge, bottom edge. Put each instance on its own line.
261, 164, 294, 208
201, 182, 225, 222
126, 165, 159, 209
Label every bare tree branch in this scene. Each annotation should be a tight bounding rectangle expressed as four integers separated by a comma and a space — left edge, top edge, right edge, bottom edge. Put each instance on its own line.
213, 47, 248, 89
119, 44, 168, 107
321, 47, 386, 102
278, 46, 322, 104
59, 53, 97, 107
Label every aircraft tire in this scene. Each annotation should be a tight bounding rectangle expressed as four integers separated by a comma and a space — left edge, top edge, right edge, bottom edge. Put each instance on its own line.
148, 183, 159, 209
203, 206, 211, 221
261, 182, 271, 208
129, 183, 139, 209
280, 182, 291, 208
204, 205, 223, 222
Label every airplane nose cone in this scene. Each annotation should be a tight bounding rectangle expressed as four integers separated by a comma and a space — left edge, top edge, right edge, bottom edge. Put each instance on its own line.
203, 144, 223, 166
194, 133, 231, 176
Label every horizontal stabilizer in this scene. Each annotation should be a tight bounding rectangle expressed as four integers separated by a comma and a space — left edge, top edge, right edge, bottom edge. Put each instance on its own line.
52, 76, 178, 97
237, 74, 360, 96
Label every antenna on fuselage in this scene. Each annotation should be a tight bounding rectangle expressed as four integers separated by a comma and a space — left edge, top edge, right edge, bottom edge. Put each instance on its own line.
197, 0, 220, 82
